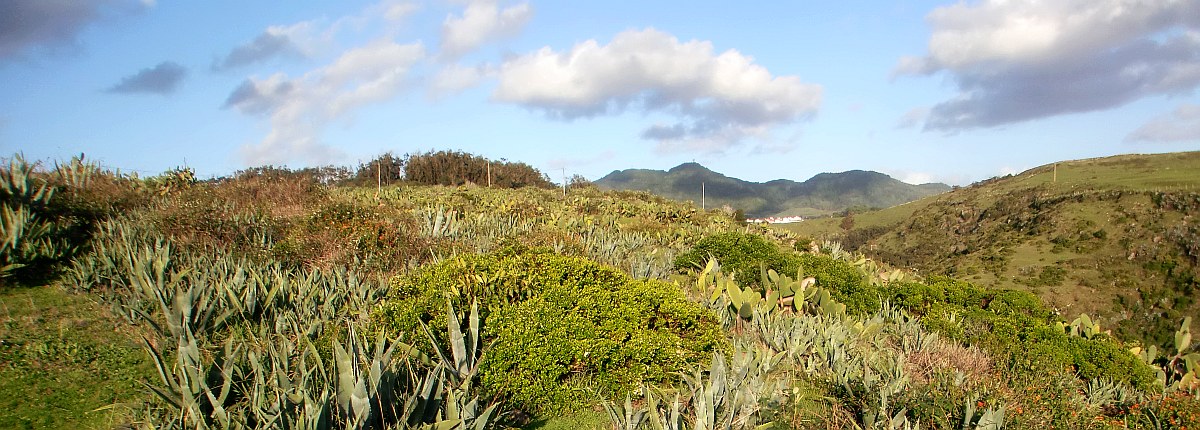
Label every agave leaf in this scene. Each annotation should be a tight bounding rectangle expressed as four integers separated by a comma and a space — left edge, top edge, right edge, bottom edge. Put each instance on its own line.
472, 402, 500, 430
468, 299, 480, 366
141, 336, 177, 389
143, 381, 186, 410
423, 420, 462, 430
446, 299, 469, 376
333, 341, 355, 411
419, 319, 456, 375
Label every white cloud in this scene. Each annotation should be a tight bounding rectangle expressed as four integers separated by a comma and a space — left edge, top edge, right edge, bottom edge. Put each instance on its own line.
493, 28, 822, 154
1126, 103, 1200, 143
237, 1, 417, 62
440, 0, 532, 59
223, 0, 426, 166
895, 107, 929, 129
897, 0, 1200, 131
999, 166, 1022, 176
231, 40, 426, 165
429, 63, 491, 98
899, 171, 934, 185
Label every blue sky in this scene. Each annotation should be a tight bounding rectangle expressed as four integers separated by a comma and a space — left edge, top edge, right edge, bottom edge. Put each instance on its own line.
1, 0, 1198, 185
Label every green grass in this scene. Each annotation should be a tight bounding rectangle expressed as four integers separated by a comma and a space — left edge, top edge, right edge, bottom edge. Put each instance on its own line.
523, 409, 608, 430
0, 285, 153, 429
778, 151, 1200, 350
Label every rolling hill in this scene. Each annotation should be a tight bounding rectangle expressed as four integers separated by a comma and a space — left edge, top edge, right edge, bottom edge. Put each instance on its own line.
781, 151, 1200, 349
594, 162, 950, 218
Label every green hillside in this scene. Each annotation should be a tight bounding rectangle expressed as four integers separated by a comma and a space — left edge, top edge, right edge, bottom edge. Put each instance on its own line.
3, 153, 1199, 429
595, 162, 950, 218
781, 151, 1200, 349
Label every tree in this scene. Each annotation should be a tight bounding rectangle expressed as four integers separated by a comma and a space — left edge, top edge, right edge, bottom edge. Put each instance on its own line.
566, 174, 593, 190
349, 152, 404, 187
402, 150, 553, 189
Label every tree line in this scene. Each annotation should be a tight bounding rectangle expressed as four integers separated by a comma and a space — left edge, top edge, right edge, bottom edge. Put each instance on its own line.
223, 150, 555, 190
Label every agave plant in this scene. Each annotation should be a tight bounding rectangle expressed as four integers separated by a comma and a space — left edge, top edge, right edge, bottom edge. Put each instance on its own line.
0, 155, 54, 207
601, 394, 648, 430
960, 396, 1006, 430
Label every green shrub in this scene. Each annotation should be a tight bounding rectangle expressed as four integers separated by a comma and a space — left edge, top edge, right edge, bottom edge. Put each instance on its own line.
796, 253, 876, 313
374, 249, 724, 415
674, 231, 800, 288
880, 276, 1158, 391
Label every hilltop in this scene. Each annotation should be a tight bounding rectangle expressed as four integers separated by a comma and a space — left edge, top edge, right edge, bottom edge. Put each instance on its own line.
595, 162, 950, 218
782, 151, 1200, 349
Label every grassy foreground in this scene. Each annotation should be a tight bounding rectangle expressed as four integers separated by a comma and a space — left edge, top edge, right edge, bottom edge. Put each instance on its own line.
0, 285, 153, 429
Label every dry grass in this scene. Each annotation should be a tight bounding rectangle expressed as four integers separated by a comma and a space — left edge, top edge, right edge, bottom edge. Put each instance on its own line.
905, 340, 993, 384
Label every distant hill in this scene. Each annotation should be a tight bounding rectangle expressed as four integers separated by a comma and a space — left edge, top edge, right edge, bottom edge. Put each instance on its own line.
594, 162, 950, 218
781, 151, 1200, 350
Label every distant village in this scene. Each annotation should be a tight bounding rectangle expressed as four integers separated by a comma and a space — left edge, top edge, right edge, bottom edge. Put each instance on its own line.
746, 215, 805, 224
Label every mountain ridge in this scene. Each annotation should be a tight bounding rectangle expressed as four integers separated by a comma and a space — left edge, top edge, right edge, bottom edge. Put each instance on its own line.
595, 163, 950, 218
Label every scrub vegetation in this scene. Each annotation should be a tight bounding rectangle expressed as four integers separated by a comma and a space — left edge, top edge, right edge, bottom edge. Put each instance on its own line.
2, 151, 1198, 429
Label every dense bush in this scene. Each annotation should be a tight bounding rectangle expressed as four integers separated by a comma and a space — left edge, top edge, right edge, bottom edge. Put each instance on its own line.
674, 231, 801, 288
374, 248, 724, 415
882, 277, 1158, 390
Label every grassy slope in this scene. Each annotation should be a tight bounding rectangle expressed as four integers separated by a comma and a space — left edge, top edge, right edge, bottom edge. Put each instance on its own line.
780, 151, 1200, 348
0, 285, 153, 429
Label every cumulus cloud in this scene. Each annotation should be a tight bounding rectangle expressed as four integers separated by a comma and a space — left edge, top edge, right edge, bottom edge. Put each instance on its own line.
0, 0, 147, 62
1126, 103, 1200, 143
494, 28, 822, 153
107, 61, 187, 95
230, 40, 426, 165
213, 29, 301, 71
897, 0, 1200, 131
440, 0, 532, 59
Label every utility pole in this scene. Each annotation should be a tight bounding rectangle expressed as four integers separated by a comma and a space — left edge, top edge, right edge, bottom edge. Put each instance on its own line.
487, 161, 492, 187
562, 168, 567, 197
701, 182, 705, 211
1053, 163, 1058, 183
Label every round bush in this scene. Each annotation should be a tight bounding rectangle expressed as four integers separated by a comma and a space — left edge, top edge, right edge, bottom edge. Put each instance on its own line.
374, 248, 724, 415
674, 231, 800, 288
